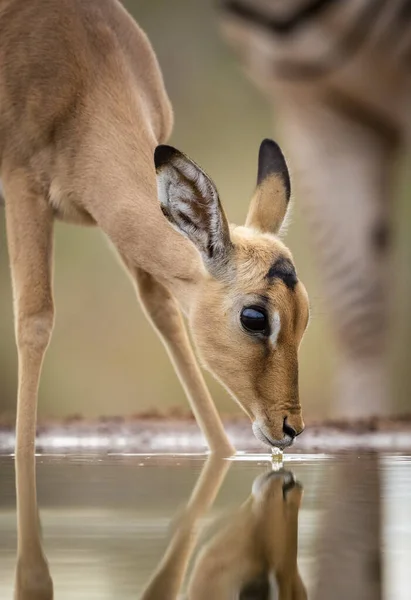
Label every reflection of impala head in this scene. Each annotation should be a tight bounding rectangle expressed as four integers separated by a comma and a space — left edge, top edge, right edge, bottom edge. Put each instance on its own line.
156, 140, 309, 449
187, 468, 307, 599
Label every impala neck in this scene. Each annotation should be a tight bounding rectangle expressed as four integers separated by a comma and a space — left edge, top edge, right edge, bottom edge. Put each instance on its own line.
133, 161, 205, 315
81, 104, 206, 315
161, 269, 203, 316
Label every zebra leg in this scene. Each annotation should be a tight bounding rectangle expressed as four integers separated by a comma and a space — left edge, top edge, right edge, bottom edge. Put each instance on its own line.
276, 96, 399, 418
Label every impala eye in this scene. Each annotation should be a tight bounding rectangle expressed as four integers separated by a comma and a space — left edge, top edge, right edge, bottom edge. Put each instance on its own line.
240, 306, 270, 336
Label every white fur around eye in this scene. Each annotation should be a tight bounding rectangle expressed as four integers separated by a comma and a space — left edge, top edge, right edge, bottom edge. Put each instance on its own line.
270, 311, 281, 346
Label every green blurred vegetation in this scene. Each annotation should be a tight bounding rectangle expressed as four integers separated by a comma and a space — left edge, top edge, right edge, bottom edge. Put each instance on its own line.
1, 0, 408, 421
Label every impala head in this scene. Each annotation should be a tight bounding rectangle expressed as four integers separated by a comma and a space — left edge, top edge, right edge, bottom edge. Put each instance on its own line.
154, 139, 309, 449
250, 469, 305, 587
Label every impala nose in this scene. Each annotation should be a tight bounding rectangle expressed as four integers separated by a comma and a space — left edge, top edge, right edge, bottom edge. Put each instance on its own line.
283, 419, 297, 440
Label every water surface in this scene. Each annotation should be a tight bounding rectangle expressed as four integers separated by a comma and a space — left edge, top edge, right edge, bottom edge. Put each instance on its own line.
0, 452, 410, 598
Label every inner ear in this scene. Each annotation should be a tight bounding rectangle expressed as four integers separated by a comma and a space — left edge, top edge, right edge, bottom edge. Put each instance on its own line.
154, 145, 232, 276
246, 139, 291, 235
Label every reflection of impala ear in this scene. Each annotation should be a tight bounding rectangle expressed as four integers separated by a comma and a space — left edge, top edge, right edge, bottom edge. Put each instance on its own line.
246, 139, 291, 235
155, 145, 232, 277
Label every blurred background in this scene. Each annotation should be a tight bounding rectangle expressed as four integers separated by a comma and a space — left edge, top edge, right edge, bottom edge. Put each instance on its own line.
0, 0, 409, 422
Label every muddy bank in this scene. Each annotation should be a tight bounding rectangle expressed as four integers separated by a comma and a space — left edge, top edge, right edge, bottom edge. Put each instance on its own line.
1, 413, 411, 454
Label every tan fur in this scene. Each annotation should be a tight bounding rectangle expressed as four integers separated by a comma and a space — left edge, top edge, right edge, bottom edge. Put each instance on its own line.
1, 0, 309, 465
246, 173, 290, 234
140, 456, 230, 600
14, 451, 53, 600
13, 452, 305, 600
187, 469, 307, 599
12, 452, 229, 600
191, 228, 308, 442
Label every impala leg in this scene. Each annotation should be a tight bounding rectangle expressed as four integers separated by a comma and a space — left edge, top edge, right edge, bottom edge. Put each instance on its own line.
141, 455, 230, 600
14, 451, 53, 600
3, 173, 54, 597
4, 173, 55, 454
127, 265, 235, 455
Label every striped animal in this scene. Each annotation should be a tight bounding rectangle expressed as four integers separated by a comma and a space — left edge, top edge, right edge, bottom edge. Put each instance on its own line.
220, 0, 411, 417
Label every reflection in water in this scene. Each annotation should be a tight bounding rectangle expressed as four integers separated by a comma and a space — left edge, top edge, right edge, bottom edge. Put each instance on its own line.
140, 456, 230, 599
187, 469, 306, 599
13, 452, 307, 599
314, 453, 382, 600
9, 451, 400, 598
14, 451, 53, 600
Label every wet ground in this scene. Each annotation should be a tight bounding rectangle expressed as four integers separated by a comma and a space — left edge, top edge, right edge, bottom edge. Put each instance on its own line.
0, 450, 410, 599
2, 416, 411, 453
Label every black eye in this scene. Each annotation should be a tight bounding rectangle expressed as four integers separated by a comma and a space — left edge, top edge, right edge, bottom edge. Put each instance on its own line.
240, 306, 270, 335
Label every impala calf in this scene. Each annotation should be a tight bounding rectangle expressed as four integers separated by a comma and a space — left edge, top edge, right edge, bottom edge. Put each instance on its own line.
0, 0, 308, 456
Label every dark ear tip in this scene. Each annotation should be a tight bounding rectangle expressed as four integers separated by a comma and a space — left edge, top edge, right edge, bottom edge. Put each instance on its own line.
257, 137, 289, 190
260, 138, 281, 151
259, 138, 285, 162
154, 145, 179, 169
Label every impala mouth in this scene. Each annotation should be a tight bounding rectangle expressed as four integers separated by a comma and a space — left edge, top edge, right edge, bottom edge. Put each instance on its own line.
280, 471, 297, 495
252, 422, 294, 450
252, 469, 298, 498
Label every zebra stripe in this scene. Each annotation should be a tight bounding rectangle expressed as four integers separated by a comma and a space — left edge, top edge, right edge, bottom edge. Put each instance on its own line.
220, 0, 411, 79
221, 0, 338, 37
219, 0, 411, 415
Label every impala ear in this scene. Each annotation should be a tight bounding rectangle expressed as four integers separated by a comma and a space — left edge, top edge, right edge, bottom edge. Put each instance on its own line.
154, 145, 232, 276
246, 139, 291, 235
